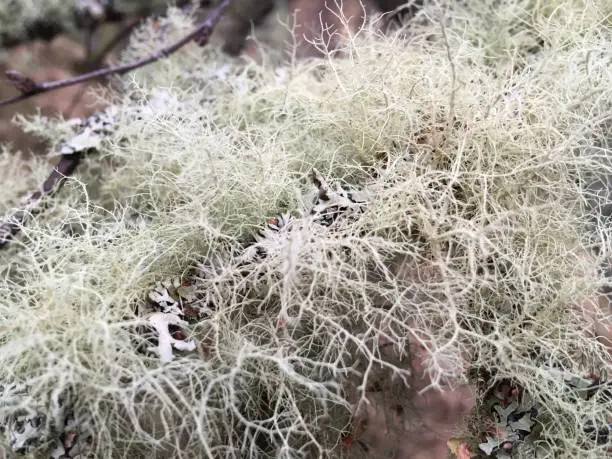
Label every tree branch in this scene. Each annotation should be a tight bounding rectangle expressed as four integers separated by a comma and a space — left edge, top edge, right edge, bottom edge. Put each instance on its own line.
0, 0, 230, 108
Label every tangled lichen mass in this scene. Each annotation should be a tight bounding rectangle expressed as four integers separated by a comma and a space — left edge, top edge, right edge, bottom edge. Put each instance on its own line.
1, 1, 611, 457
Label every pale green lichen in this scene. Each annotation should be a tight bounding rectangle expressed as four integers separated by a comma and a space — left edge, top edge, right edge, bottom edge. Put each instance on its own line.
0, 1, 611, 457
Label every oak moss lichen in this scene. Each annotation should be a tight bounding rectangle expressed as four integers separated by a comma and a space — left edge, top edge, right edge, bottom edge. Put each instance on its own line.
0, 1, 611, 457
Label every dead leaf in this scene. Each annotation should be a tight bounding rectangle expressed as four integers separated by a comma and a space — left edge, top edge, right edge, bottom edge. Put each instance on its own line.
508, 412, 534, 433
479, 436, 501, 456
493, 401, 518, 423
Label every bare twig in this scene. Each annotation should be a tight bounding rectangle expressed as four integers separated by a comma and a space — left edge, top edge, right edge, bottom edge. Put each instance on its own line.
0, 0, 231, 108
5, 70, 38, 94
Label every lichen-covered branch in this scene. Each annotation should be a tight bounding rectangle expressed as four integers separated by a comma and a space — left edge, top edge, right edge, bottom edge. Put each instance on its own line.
0, 154, 81, 248
0, 0, 231, 249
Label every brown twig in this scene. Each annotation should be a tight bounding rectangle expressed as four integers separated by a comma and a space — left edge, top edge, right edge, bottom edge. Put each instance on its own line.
0, 0, 231, 249
0, 0, 231, 108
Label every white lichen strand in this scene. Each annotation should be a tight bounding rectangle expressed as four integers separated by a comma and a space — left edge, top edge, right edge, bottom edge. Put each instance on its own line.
145, 171, 366, 360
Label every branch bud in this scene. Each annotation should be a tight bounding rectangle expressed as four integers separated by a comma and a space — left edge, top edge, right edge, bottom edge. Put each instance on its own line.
5, 70, 39, 94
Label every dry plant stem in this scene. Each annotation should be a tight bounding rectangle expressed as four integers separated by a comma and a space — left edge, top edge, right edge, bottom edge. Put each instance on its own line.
0, 0, 231, 108
0, 154, 81, 248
